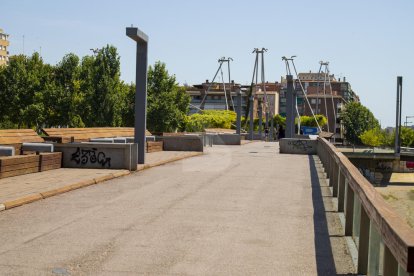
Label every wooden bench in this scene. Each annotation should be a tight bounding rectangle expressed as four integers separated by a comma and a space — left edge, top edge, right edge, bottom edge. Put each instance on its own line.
0, 129, 62, 178
42, 127, 162, 153
0, 129, 45, 154
146, 141, 163, 153
42, 127, 152, 142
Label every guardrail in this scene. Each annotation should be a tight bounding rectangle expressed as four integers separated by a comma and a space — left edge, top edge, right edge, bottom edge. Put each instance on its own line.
317, 137, 414, 275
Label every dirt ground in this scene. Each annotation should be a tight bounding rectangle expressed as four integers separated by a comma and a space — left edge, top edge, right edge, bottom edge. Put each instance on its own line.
375, 173, 414, 228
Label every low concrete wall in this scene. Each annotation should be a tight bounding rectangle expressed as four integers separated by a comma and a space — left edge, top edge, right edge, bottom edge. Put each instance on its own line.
213, 134, 241, 145
279, 138, 317, 155
157, 136, 203, 152
54, 143, 138, 171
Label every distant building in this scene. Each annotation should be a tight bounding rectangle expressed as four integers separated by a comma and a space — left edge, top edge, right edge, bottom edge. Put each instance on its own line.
279, 72, 359, 139
185, 81, 280, 118
0, 28, 10, 66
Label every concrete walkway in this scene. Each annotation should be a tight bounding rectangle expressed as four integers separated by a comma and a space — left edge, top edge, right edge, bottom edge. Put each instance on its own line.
0, 142, 354, 275
0, 151, 202, 211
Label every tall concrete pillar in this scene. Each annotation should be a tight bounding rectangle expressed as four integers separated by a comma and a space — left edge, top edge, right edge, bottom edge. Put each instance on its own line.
249, 96, 254, 140
258, 101, 263, 140
285, 75, 295, 138
236, 88, 242, 135
127, 27, 148, 164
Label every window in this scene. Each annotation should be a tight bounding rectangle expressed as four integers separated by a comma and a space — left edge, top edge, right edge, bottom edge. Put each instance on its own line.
311, 99, 316, 104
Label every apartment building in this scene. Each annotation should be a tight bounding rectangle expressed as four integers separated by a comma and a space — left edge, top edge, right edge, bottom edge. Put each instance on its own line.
0, 28, 10, 66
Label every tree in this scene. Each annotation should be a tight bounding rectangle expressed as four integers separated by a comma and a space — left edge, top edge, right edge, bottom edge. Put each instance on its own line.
359, 128, 383, 147
146, 61, 190, 133
80, 45, 125, 127
341, 102, 379, 145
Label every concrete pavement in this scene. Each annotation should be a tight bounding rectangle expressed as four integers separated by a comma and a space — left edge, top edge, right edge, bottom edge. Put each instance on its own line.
0, 142, 355, 275
0, 151, 202, 211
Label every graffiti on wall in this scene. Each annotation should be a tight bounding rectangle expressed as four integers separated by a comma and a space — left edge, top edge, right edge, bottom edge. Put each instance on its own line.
71, 147, 111, 168
287, 140, 313, 152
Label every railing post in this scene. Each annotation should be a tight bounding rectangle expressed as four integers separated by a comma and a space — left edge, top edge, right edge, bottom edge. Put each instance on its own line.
332, 161, 339, 197
345, 179, 354, 236
368, 220, 381, 276
358, 205, 370, 275
327, 153, 334, 187
383, 246, 398, 276
337, 168, 346, 212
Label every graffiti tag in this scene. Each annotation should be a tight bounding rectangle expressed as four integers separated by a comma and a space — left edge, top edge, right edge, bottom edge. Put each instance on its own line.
288, 140, 313, 152
71, 147, 111, 168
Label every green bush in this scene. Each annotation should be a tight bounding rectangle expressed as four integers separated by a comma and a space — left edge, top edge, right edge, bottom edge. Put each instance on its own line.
359, 127, 414, 148
185, 110, 236, 132
359, 128, 384, 147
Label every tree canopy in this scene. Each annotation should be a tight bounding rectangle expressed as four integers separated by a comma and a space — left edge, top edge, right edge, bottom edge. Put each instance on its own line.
0, 48, 190, 133
341, 102, 379, 145
146, 61, 190, 133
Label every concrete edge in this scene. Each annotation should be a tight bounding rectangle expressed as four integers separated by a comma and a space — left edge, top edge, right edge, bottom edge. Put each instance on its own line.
138, 152, 203, 171
3, 194, 43, 209
0, 170, 132, 212
40, 179, 96, 199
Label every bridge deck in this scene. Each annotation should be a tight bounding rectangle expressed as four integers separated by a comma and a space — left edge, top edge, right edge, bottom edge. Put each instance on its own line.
0, 142, 354, 275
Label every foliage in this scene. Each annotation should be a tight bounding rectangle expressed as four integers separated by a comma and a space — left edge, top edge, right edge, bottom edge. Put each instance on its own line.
359, 127, 414, 148
185, 110, 236, 132
359, 128, 384, 147
400, 127, 414, 147
0, 48, 189, 131
298, 115, 327, 127
146, 61, 190, 133
341, 102, 379, 145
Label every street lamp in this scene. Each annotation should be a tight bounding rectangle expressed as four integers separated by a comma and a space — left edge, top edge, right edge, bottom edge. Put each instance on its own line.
126, 27, 148, 164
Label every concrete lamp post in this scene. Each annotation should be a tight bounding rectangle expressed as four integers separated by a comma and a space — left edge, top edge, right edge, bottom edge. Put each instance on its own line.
126, 27, 148, 164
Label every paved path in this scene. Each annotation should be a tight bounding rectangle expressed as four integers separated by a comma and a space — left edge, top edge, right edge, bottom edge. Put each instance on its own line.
0, 142, 354, 275
0, 151, 201, 209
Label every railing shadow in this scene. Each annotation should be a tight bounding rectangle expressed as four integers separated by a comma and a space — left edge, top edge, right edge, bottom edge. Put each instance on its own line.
308, 155, 355, 276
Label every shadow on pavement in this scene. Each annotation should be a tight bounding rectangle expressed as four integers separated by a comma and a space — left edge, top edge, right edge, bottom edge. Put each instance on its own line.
308, 155, 357, 276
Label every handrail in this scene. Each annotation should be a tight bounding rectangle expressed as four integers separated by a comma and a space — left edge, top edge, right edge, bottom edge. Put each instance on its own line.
317, 137, 414, 274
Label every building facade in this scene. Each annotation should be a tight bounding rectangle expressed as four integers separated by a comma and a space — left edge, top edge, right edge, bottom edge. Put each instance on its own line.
186, 81, 280, 118
0, 28, 10, 66
280, 72, 359, 139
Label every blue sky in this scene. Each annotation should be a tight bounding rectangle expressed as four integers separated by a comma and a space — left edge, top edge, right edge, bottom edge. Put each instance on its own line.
2, 0, 413, 127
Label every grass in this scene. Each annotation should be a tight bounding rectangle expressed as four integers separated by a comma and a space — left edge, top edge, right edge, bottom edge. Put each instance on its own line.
408, 190, 414, 201
381, 193, 398, 201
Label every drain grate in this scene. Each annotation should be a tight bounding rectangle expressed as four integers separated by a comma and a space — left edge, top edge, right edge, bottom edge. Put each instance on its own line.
52, 268, 70, 275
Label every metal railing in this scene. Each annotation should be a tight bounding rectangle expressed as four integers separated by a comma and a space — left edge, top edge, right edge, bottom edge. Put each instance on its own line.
317, 137, 414, 275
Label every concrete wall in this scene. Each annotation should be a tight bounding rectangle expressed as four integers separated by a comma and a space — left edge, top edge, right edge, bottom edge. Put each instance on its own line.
54, 143, 138, 171
157, 136, 203, 152
279, 138, 317, 155
213, 134, 241, 145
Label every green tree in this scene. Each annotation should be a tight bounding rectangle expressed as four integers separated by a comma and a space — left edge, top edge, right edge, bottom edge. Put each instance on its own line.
147, 61, 190, 132
80, 45, 125, 127
341, 102, 379, 145
359, 128, 384, 147
0, 53, 50, 129
401, 127, 414, 147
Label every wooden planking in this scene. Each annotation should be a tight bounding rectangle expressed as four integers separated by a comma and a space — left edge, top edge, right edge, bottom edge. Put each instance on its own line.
146, 141, 163, 153
42, 127, 152, 141
0, 162, 39, 172
318, 137, 414, 272
39, 152, 62, 161
39, 152, 62, 171
0, 129, 44, 144
0, 167, 39, 178
0, 155, 40, 166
